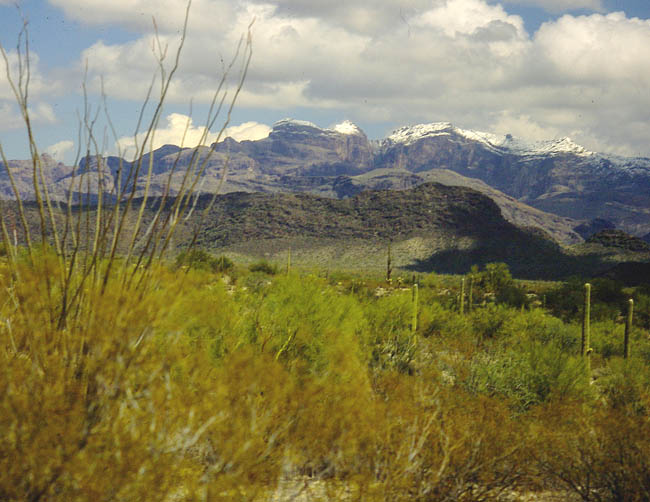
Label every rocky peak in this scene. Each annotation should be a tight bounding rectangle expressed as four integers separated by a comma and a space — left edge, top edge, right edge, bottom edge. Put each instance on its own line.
383, 122, 591, 158
331, 120, 365, 137
270, 119, 325, 137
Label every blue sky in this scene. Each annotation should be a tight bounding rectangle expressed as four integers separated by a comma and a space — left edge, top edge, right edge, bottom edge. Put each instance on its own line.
1, 0, 650, 162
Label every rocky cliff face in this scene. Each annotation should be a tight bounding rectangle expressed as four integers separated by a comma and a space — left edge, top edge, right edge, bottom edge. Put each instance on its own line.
3, 119, 650, 243
211, 119, 373, 176
375, 123, 650, 237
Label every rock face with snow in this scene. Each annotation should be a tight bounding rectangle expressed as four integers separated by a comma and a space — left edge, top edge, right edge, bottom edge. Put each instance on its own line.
3, 118, 650, 241
375, 122, 650, 236
209, 119, 373, 176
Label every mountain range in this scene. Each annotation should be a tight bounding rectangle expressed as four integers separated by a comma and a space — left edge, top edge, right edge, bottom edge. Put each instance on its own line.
2, 118, 650, 247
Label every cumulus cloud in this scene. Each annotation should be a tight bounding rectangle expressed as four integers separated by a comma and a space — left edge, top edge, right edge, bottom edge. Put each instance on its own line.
246, 0, 434, 35
116, 113, 218, 156
535, 12, 650, 82
35, 0, 650, 157
0, 102, 21, 132
0, 101, 57, 132
73, 0, 530, 107
45, 140, 75, 162
501, 0, 604, 14
223, 121, 271, 141
490, 111, 562, 142
115, 113, 270, 156
415, 0, 526, 38
48, 0, 239, 33
0, 49, 56, 100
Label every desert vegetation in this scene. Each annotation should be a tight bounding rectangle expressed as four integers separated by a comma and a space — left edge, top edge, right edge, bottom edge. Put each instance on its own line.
2, 6, 650, 502
2, 246, 650, 501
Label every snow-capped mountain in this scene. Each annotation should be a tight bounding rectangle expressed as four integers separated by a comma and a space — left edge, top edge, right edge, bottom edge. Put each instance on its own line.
375, 121, 650, 236
3, 118, 650, 240
383, 121, 650, 167
384, 122, 592, 157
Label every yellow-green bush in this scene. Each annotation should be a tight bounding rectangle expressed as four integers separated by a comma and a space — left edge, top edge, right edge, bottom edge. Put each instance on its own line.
3, 248, 650, 500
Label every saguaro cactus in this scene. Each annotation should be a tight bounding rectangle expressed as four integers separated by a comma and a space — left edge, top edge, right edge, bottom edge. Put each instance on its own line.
581, 283, 592, 372
624, 298, 634, 359
468, 276, 473, 313
460, 277, 465, 314
286, 248, 292, 274
386, 242, 392, 283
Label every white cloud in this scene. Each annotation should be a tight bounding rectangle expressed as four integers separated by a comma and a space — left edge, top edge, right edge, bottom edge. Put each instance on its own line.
115, 113, 270, 155
535, 12, 650, 83
35, 0, 650, 158
223, 121, 270, 141
501, 0, 604, 14
47, 0, 238, 33
30, 102, 57, 124
0, 49, 56, 100
45, 140, 75, 162
246, 0, 433, 35
490, 111, 562, 142
415, 0, 526, 38
0, 102, 22, 132
0, 100, 57, 132
116, 113, 217, 156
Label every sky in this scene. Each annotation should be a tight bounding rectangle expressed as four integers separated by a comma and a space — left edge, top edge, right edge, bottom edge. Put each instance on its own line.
1, 0, 650, 163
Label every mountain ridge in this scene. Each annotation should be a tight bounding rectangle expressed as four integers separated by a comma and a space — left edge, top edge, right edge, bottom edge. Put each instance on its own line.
3, 118, 650, 243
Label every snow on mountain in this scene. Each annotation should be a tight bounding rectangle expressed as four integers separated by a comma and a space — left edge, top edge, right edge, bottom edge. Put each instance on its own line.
273, 118, 366, 139
269, 118, 650, 173
505, 136, 590, 157
273, 118, 321, 130
387, 122, 457, 145
386, 122, 593, 158
331, 120, 364, 136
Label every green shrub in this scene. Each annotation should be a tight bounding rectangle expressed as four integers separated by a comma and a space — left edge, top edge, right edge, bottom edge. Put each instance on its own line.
634, 293, 650, 330
547, 277, 628, 322
364, 290, 419, 373
249, 260, 278, 275
470, 304, 513, 342
598, 357, 650, 414
244, 274, 368, 379
504, 307, 580, 352
496, 282, 528, 308
175, 247, 233, 273
165, 272, 242, 361
590, 319, 625, 359
466, 342, 591, 411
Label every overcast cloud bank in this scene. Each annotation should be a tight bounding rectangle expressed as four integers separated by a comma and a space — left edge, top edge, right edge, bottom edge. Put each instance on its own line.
2, 0, 649, 158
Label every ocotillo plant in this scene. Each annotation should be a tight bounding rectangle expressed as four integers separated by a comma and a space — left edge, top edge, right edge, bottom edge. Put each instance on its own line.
624, 298, 634, 359
581, 283, 592, 372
